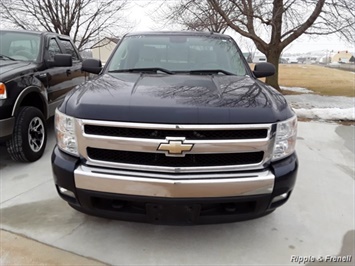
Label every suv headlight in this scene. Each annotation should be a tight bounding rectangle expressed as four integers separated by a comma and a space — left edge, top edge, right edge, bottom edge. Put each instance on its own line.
55, 109, 78, 156
272, 115, 297, 161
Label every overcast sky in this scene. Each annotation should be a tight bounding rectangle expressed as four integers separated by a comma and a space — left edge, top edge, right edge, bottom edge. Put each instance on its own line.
0, 0, 352, 55
127, 1, 354, 55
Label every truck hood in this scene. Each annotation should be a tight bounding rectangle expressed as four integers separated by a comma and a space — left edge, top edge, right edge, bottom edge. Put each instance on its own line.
0, 60, 33, 79
64, 73, 294, 124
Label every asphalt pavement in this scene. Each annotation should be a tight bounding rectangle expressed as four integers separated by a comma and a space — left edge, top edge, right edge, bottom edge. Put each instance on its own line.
0, 120, 354, 265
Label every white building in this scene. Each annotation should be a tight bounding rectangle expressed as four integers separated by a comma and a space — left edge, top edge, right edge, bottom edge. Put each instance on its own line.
91, 37, 120, 64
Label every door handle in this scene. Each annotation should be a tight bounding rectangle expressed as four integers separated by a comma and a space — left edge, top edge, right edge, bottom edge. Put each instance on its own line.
39, 73, 48, 79
66, 69, 71, 76
37, 72, 51, 82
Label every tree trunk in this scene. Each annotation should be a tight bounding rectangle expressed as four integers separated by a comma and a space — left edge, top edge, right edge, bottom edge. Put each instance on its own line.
265, 51, 281, 91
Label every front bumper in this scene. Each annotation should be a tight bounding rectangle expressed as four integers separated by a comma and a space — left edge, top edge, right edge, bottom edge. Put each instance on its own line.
74, 164, 275, 198
52, 147, 298, 224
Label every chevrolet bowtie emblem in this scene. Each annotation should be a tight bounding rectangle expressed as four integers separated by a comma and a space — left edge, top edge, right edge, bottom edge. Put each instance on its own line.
157, 138, 194, 156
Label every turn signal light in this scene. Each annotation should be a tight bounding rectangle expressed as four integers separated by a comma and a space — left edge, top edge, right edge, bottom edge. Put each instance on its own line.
0, 82, 6, 99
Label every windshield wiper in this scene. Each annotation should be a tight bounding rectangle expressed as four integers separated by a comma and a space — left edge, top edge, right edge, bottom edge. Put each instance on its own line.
189, 69, 235, 75
109, 68, 174, 75
0, 54, 16, 61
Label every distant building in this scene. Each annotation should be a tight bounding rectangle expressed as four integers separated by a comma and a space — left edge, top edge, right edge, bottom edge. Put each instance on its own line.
288, 57, 298, 64
252, 55, 266, 63
319, 55, 332, 64
91, 37, 120, 64
296, 56, 318, 64
332, 51, 353, 63
279, 57, 288, 64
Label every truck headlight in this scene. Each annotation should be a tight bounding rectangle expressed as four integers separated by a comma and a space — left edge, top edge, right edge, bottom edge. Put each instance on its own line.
0, 82, 7, 99
272, 115, 297, 161
55, 109, 78, 156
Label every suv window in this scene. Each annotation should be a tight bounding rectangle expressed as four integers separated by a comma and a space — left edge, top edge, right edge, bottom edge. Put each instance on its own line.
59, 39, 80, 62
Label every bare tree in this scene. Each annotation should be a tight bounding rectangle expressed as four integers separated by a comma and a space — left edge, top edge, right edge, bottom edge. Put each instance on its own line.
0, 0, 129, 51
163, 0, 355, 90
162, 0, 234, 33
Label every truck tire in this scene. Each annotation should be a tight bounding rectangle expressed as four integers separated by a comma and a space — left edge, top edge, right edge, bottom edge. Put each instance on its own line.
6, 106, 47, 162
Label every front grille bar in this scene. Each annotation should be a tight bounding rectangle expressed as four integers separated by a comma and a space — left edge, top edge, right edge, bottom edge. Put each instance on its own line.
87, 148, 264, 167
84, 125, 268, 140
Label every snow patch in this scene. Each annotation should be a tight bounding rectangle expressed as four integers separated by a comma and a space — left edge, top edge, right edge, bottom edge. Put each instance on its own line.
294, 107, 355, 121
285, 94, 355, 109
281, 86, 314, 94
286, 93, 355, 121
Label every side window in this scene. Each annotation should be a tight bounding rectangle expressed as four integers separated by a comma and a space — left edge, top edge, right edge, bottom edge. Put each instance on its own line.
59, 39, 80, 62
48, 38, 62, 61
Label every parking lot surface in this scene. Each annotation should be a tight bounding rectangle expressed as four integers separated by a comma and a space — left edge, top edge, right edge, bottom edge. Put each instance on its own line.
0, 121, 354, 265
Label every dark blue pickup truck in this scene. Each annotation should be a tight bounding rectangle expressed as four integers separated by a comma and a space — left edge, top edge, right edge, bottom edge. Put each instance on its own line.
0, 29, 86, 161
52, 31, 298, 224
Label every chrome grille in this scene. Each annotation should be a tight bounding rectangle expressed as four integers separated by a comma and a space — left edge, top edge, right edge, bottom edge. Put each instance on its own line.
75, 120, 276, 173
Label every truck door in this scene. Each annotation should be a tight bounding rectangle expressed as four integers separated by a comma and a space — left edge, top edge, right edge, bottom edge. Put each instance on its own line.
57, 37, 86, 92
44, 37, 70, 116
44, 37, 85, 117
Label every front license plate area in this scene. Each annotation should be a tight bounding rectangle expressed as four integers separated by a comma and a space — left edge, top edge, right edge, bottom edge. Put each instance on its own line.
146, 203, 201, 224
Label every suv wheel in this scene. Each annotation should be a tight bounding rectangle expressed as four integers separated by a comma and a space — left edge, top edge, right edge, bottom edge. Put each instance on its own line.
6, 106, 47, 162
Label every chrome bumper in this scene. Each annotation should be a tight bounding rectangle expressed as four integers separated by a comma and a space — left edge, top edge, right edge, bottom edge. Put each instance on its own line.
74, 165, 275, 198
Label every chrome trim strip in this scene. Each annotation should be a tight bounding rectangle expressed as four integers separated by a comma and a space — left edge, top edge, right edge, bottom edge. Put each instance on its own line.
82, 166, 261, 179
79, 119, 273, 131
74, 165, 274, 198
11, 86, 47, 117
85, 160, 264, 173
79, 135, 270, 154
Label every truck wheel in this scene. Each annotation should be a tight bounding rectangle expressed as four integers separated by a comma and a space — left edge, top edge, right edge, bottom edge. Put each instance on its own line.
6, 106, 47, 162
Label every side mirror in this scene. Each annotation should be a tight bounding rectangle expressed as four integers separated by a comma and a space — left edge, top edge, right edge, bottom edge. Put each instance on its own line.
82, 59, 102, 74
253, 62, 275, 78
53, 54, 72, 67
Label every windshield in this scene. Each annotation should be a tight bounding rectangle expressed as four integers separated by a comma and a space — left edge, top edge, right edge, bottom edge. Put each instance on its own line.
0, 31, 41, 62
107, 34, 247, 75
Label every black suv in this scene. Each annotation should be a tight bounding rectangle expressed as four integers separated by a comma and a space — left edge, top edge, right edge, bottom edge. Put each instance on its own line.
0, 30, 86, 162
52, 31, 298, 224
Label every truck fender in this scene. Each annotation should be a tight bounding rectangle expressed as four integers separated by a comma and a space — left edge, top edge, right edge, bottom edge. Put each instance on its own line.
11, 86, 48, 119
